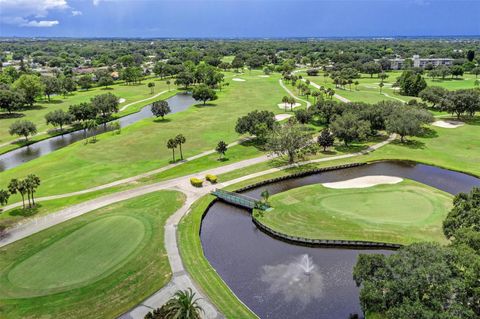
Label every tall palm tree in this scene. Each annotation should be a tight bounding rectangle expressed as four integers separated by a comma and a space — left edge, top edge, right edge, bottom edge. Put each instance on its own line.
281, 95, 289, 109
162, 288, 203, 319
167, 138, 177, 162
175, 134, 186, 160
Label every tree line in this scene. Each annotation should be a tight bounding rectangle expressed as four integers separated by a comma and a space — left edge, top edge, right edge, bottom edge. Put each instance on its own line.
353, 187, 480, 318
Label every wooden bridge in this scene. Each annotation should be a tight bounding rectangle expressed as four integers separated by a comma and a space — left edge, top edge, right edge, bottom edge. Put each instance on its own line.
211, 189, 270, 210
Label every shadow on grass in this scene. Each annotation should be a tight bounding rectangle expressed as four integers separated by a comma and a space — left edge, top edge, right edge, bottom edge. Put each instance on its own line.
392, 139, 426, 149
43, 99, 63, 104
9, 204, 42, 217
217, 158, 229, 162
418, 127, 438, 139
0, 112, 25, 119
194, 103, 217, 108
153, 118, 172, 123
101, 87, 114, 90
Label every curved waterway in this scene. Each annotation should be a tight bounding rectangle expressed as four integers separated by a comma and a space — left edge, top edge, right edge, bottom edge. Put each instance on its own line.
200, 161, 480, 319
0, 93, 196, 172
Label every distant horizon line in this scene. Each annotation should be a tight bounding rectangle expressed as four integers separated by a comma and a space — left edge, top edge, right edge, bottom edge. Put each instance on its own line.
0, 35, 479, 41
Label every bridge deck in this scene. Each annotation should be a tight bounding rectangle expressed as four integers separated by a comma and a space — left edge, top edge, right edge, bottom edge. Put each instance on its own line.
211, 189, 269, 210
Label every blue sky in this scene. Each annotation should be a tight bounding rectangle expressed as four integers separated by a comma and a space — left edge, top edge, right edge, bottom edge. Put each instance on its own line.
0, 0, 479, 38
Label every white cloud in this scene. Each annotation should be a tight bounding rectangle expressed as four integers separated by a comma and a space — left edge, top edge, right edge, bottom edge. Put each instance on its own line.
22, 20, 60, 27
93, 0, 101, 6
71, 10, 83, 16
1, 16, 59, 27
0, 0, 69, 27
0, 0, 68, 17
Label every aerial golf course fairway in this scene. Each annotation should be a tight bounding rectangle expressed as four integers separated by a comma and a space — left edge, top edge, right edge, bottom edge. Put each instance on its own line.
255, 179, 453, 245
0, 190, 185, 319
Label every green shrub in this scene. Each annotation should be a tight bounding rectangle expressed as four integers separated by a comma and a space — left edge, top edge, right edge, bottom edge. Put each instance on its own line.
190, 178, 203, 187
206, 174, 218, 184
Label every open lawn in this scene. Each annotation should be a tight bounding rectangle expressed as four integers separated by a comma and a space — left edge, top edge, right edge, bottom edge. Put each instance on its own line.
0, 190, 184, 319
255, 180, 452, 245
0, 77, 173, 149
0, 71, 288, 197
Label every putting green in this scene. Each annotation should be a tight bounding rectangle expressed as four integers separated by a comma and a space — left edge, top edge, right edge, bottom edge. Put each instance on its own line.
255, 179, 453, 245
0, 190, 185, 319
7, 215, 145, 292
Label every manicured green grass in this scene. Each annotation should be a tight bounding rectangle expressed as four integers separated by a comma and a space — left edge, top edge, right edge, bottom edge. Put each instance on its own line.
425, 74, 479, 90
0, 71, 289, 197
255, 180, 452, 245
0, 190, 185, 319
301, 71, 415, 104
0, 78, 172, 147
178, 195, 257, 319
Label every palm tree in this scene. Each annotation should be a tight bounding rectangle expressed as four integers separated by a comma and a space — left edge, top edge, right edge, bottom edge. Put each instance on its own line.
167, 138, 177, 162
166, 80, 171, 91
162, 288, 203, 319
145, 288, 203, 319
281, 96, 289, 109
288, 97, 296, 111
25, 174, 40, 207
379, 82, 384, 94
175, 134, 186, 160
148, 82, 155, 94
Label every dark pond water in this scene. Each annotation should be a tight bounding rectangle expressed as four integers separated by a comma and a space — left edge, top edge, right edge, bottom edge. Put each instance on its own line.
200, 161, 480, 319
0, 93, 196, 172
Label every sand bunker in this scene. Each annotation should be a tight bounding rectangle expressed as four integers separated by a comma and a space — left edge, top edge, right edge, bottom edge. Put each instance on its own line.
259, 75, 270, 78
275, 114, 293, 121
232, 78, 246, 82
278, 102, 301, 110
432, 120, 464, 129
323, 176, 403, 189
118, 98, 126, 103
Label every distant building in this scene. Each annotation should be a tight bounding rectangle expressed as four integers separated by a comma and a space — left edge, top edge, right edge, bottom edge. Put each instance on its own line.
412, 55, 454, 68
377, 55, 454, 70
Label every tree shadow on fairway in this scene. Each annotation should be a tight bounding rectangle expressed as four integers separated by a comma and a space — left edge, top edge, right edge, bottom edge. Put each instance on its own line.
153, 118, 172, 123
0, 112, 24, 119
392, 139, 426, 149
418, 127, 438, 139
43, 99, 63, 104
194, 103, 217, 108
9, 204, 42, 217
463, 116, 480, 126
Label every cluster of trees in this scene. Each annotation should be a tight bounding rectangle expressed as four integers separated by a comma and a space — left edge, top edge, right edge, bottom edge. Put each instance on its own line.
396, 70, 427, 96
173, 62, 225, 90
0, 174, 41, 210
235, 99, 433, 163
419, 86, 480, 118
166, 134, 186, 162
354, 187, 480, 318
5, 92, 122, 142
315, 99, 433, 144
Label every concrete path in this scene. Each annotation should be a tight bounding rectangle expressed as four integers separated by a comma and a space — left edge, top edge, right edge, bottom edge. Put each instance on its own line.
1, 138, 252, 212
301, 78, 351, 103
119, 90, 170, 111
279, 79, 312, 108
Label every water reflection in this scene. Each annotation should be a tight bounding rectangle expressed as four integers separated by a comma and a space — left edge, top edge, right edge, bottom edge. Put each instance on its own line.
0, 93, 196, 171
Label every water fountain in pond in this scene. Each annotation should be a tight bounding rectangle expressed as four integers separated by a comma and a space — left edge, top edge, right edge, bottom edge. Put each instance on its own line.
260, 254, 324, 305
